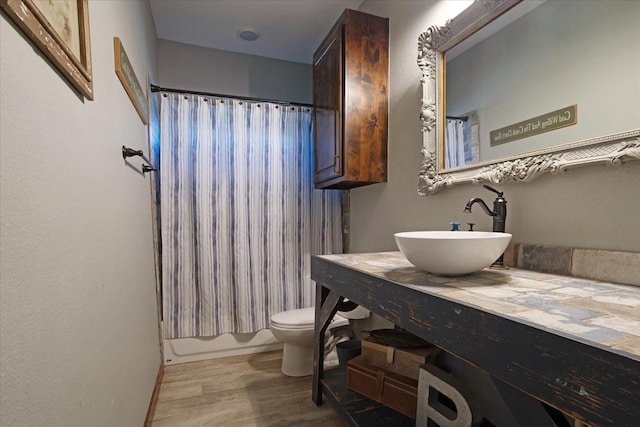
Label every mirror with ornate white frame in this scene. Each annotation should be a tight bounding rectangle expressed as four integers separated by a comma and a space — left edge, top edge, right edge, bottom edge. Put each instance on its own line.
417, 0, 640, 195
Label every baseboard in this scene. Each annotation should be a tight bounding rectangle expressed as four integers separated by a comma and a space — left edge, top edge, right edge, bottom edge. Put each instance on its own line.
143, 364, 164, 427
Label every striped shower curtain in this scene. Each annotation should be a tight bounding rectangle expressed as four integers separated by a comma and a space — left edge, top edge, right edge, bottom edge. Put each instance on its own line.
445, 119, 466, 169
159, 92, 342, 339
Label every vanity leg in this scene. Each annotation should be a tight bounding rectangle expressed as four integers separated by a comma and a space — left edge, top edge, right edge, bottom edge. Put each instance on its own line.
312, 283, 343, 406
312, 284, 327, 405
493, 377, 572, 427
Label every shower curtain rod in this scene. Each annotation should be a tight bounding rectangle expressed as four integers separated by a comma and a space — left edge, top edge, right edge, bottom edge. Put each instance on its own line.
150, 84, 313, 108
446, 115, 468, 121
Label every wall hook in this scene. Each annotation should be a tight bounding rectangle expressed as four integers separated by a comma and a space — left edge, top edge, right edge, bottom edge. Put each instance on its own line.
142, 164, 156, 174
122, 146, 143, 159
122, 145, 157, 174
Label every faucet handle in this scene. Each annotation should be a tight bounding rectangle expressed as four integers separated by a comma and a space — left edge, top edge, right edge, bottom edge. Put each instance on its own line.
482, 184, 503, 197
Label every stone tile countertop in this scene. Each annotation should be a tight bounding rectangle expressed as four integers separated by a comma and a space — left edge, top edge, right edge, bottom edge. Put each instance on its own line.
319, 251, 640, 361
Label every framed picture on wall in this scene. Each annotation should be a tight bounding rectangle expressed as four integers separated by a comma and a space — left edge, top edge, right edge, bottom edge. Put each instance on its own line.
0, 0, 93, 100
114, 36, 149, 125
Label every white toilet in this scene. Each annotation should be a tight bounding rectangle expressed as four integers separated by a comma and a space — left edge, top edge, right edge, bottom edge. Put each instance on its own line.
270, 305, 370, 377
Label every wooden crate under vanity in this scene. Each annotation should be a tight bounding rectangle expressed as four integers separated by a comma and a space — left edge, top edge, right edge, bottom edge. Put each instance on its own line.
347, 356, 418, 419
361, 337, 439, 380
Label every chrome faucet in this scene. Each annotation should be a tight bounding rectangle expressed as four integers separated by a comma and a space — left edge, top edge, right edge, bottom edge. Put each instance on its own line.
464, 184, 507, 267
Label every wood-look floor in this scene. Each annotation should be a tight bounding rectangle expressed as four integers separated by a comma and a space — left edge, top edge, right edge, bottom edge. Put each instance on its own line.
149, 350, 345, 426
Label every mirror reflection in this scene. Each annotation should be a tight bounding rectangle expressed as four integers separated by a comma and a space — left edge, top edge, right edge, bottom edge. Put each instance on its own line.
443, 0, 640, 169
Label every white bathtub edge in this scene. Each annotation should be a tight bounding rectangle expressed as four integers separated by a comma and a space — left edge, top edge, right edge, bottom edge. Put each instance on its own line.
162, 328, 283, 365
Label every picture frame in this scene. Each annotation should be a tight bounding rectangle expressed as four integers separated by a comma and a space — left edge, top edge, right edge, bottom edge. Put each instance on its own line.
114, 36, 149, 125
1, 0, 93, 100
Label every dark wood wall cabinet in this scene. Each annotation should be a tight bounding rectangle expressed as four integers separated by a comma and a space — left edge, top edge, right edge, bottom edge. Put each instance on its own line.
313, 9, 389, 189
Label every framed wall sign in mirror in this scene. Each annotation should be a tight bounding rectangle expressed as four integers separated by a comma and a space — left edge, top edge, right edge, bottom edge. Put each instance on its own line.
417, 0, 640, 195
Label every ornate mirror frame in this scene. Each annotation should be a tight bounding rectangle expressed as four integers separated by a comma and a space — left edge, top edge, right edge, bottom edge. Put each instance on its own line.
417, 0, 640, 195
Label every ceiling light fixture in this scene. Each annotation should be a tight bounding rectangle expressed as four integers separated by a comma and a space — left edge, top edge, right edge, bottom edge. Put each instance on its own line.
237, 28, 260, 41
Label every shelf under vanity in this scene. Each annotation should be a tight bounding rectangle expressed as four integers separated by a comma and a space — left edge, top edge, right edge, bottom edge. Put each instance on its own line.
311, 251, 639, 426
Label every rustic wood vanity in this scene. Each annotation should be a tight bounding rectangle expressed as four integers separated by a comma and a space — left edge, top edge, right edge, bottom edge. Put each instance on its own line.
311, 252, 640, 426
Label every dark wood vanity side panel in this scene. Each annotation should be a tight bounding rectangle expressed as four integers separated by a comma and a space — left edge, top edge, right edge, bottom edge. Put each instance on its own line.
311, 256, 640, 426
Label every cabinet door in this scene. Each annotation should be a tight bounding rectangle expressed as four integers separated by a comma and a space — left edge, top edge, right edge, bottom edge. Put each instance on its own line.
313, 27, 343, 185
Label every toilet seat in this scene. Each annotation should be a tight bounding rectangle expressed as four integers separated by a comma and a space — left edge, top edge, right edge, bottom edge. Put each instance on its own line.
270, 307, 348, 330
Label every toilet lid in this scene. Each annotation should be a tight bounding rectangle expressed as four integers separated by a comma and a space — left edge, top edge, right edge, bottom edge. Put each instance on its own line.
270, 307, 315, 328
270, 307, 348, 329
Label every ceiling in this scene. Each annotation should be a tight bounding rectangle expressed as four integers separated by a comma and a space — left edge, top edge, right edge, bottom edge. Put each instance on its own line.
150, 0, 365, 65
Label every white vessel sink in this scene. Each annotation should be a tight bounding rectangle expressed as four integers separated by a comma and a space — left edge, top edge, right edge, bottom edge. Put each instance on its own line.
394, 231, 512, 276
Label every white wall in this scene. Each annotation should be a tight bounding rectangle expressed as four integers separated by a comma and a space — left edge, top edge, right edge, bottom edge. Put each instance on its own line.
0, 2, 161, 426
353, 0, 640, 254
158, 40, 312, 104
